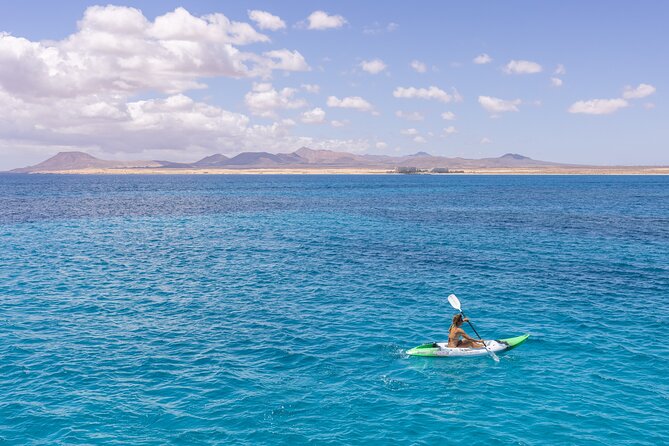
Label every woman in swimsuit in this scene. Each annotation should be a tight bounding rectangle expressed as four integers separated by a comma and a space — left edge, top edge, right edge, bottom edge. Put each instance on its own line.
448, 313, 485, 348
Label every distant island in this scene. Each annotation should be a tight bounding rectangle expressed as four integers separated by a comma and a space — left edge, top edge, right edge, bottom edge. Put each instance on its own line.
8, 148, 668, 175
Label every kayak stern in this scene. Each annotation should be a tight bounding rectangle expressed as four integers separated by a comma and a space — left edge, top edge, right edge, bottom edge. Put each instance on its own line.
499, 333, 530, 350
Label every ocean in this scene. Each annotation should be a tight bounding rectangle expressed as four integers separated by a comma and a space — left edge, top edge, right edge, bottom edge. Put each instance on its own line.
1, 173, 668, 445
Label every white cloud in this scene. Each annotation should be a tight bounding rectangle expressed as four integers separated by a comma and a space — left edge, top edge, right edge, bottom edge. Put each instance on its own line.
326, 95, 374, 112
244, 83, 307, 117
568, 98, 629, 115
0, 5, 310, 103
261, 49, 310, 72
0, 75, 365, 170
473, 53, 492, 64
360, 59, 387, 74
306, 11, 347, 30
247, 10, 286, 31
0, 89, 311, 162
623, 83, 656, 99
551, 77, 563, 87
441, 111, 456, 121
410, 60, 427, 73
554, 64, 566, 75
148, 7, 269, 45
301, 84, 320, 93
376, 141, 388, 149
331, 119, 348, 127
478, 96, 521, 113
644, 102, 656, 110
443, 126, 457, 135
480, 137, 492, 144
363, 22, 398, 35
393, 86, 458, 103
395, 110, 424, 121
401, 128, 419, 136
503, 60, 543, 74
301, 107, 326, 124
414, 136, 427, 143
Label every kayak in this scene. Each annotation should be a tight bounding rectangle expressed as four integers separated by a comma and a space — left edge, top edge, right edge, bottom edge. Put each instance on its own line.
406, 334, 529, 357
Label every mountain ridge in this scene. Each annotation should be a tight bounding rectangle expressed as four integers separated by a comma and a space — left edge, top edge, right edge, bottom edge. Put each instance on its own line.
10, 148, 576, 173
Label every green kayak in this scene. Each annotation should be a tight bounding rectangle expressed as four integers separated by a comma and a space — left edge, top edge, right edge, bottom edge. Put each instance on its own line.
407, 334, 530, 357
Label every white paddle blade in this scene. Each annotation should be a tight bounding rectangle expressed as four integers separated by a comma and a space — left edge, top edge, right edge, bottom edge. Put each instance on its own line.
447, 294, 461, 311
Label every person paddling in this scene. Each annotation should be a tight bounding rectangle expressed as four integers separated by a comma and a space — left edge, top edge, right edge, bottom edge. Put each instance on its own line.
448, 313, 485, 348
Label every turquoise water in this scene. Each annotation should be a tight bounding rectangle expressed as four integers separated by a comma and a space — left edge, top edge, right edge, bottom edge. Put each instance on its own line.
1, 174, 668, 445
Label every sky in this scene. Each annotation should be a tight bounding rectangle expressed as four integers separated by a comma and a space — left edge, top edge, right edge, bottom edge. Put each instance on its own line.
0, 0, 667, 169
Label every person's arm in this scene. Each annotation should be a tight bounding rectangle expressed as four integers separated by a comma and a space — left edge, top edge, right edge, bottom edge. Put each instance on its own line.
457, 328, 476, 341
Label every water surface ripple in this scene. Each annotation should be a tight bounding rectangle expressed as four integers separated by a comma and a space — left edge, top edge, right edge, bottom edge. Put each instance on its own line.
1, 174, 668, 444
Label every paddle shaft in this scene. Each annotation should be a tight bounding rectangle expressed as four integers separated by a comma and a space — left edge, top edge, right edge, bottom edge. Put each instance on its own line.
461, 311, 484, 340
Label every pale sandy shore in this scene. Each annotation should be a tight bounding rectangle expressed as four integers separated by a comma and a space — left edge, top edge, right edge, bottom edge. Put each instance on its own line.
17, 166, 669, 175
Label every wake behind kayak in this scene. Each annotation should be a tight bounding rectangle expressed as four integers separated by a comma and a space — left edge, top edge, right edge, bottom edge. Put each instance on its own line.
407, 334, 529, 357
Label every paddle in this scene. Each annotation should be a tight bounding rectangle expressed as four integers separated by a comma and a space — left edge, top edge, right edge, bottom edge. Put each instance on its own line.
448, 294, 500, 363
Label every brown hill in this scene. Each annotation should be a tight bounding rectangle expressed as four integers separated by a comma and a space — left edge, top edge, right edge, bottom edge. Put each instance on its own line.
192, 154, 230, 167
11, 151, 164, 172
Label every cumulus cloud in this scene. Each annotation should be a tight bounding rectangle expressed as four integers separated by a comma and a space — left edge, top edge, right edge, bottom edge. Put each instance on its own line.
441, 111, 456, 121
247, 10, 286, 31
568, 98, 629, 115
148, 7, 269, 45
261, 49, 310, 72
301, 107, 326, 124
393, 86, 459, 103
375, 141, 388, 149
503, 60, 543, 74
395, 110, 424, 121
622, 83, 656, 99
360, 58, 387, 74
1, 89, 284, 158
326, 95, 374, 112
413, 136, 427, 143
443, 126, 457, 135
551, 77, 563, 87
400, 128, 419, 136
301, 84, 320, 93
305, 11, 347, 30
244, 83, 307, 118
410, 60, 427, 73
473, 53, 492, 64
481, 137, 492, 144
554, 64, 566, 75
0, 86, 375, 167
363, 22, 398, 35
0, 5, 310, 103
331, 119, 348, 127
478, 96, 521, 113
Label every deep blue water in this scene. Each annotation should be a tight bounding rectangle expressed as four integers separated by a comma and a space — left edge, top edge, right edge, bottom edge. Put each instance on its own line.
1, 174, 668, 445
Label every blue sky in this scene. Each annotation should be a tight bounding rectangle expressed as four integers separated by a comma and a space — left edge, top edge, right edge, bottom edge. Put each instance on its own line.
0, 1, 666, 169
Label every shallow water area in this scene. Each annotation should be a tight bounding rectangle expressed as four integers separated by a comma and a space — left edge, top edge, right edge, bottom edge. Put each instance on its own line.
1, 174, 668, 444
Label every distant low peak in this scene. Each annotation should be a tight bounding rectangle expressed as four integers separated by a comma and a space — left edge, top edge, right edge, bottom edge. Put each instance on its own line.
410, 151, 432, 157
294, 146, 323, 155
501, 153, 530, 160
52, 151, 101, 158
